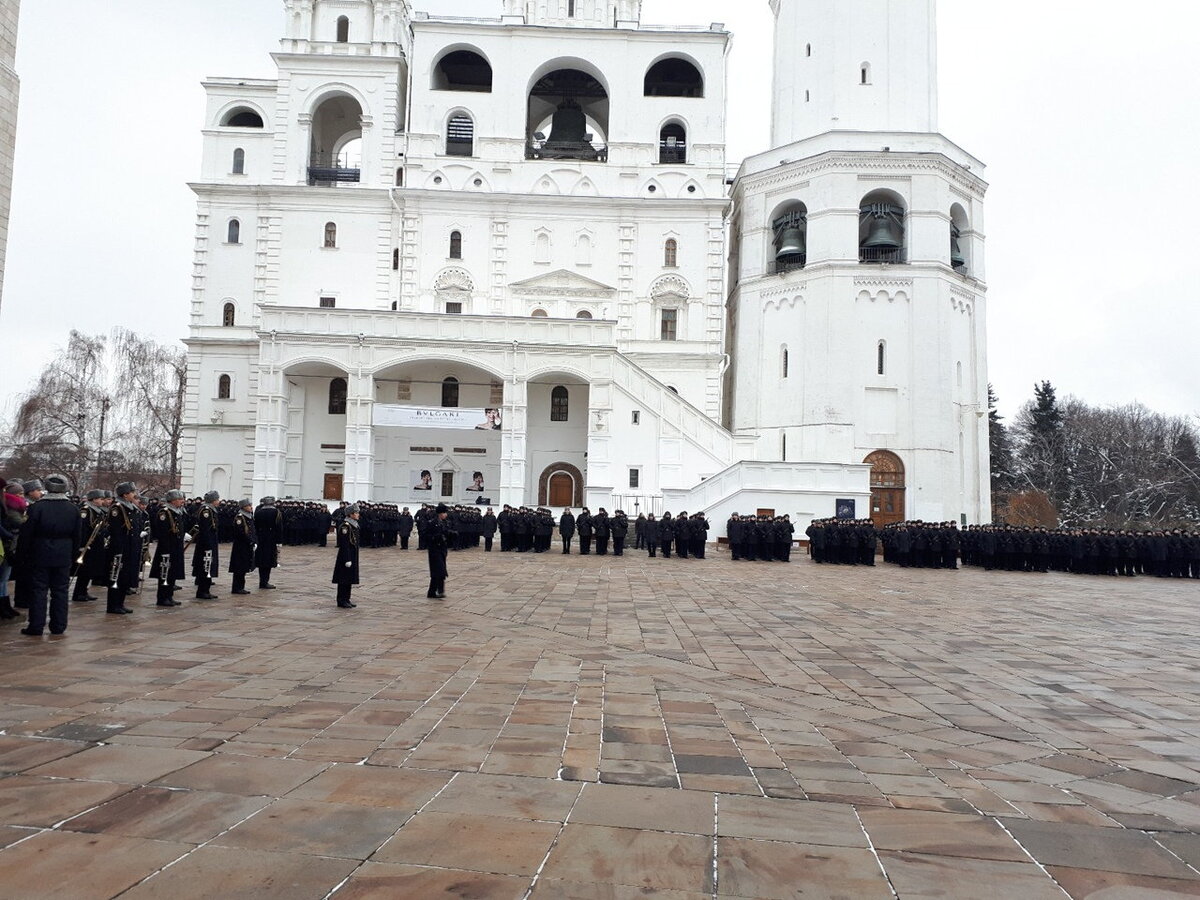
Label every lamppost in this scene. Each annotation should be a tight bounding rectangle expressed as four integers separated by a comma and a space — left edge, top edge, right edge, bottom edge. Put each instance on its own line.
94, 397, 111, 486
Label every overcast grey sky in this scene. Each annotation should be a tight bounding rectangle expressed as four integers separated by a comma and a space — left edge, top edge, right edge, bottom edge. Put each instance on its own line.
2, 0, 1198, 421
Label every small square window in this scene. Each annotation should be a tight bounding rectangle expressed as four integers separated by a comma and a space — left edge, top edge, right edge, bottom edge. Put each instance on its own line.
319, 297, 336, 309
628, 468, 640, 489
445, 301, 463, 315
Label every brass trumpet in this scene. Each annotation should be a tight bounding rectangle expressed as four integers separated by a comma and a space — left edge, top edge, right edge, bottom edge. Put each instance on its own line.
75, 518, 105, 568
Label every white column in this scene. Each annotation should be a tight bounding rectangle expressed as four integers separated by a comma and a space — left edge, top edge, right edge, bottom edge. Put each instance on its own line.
253, 350, 287, 500
500, 379, 526, 508
343, 370, 375, 502
584, 380, 614, 509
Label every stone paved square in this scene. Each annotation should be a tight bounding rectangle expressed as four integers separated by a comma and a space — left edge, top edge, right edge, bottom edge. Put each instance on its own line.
1, 544, 1199, 898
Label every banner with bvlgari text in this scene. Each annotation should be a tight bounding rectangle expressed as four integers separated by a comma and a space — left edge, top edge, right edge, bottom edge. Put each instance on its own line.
373, 405, 502, 431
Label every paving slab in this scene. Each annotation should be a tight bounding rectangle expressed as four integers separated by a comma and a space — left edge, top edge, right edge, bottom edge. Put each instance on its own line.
0, 544, 1199, 898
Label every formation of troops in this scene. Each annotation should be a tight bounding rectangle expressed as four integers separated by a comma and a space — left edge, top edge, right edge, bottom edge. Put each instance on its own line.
6, 471, 1199, 636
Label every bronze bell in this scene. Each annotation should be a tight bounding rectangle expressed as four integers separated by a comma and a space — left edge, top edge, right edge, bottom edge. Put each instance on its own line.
547, 99, 587, 145
775, 224, 805, 260
863, 215, 901, 250
950, 226, 966, 267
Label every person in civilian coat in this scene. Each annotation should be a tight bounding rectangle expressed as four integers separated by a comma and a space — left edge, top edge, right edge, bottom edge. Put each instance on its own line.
333, 504, 361, 608
425, 503, 453, 599
19, 474, 81, 636
229, 499, 258, 595
254, 497, 282, 589
559, 508, 576, 554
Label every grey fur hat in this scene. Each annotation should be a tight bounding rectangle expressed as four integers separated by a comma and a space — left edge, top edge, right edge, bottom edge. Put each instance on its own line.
85, 489, 104, 501
203, 490, 220, 503
164, 489, 186, 502
346, 503, 361, 516
239, 498, 253, 509
115, 482, 137, 497
44, 474, 70, 495
23, 479, 44, 494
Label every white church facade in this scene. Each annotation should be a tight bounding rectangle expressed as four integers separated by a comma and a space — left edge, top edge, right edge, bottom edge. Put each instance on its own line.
181, 0, 990, 531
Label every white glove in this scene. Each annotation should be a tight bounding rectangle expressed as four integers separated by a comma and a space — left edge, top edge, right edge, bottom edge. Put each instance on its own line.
140, 530, 150, 540
344, 561, 352, 568
184, 534, 194, 544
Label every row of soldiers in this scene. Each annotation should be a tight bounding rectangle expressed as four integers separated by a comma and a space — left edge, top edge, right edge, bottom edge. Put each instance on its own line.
957, 524, 1200, 577
1, 476, 290, 636
727, 514, 797, 562
640, 512, 710, 559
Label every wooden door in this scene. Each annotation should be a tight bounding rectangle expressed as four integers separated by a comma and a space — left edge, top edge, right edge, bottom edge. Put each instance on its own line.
323, 474, 343, 501
871, 488, 905, 527
756, 508, 775, 518
549, 472, 574, 507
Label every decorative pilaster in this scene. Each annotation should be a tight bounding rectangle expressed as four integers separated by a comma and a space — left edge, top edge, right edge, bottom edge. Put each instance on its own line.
252, 343, 287, 499
343, 361, 375, 502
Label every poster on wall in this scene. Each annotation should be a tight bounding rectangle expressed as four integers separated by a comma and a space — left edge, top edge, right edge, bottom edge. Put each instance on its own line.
836, 499, 857, 520
375, 405, 502, 431
462, 471, 492, 504
411, 469, 436, 496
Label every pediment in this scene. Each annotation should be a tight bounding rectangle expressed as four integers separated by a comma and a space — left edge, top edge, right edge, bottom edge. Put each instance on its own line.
510, 269, 617, 298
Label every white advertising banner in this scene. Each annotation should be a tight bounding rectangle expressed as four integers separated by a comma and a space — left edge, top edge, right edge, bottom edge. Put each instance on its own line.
373, 404, 502, 431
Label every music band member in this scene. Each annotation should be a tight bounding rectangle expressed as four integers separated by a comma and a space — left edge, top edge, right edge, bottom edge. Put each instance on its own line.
191, 490, 221, 600
229, 498, 258, 595
150, 490, 188, 606
104, 482, 142, 615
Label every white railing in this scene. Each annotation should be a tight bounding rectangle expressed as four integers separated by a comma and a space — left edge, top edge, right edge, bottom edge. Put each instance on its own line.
259, 306, 618, 350
662, 460, 874, 515
610, 354, 736, 467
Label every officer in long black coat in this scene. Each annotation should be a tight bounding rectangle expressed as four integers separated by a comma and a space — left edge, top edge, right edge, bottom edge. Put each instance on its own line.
644, 514, 660, 557
593, 509, 611, 555
425, 503, 453, 598
332, 504, 360, 608
191, 490, 221, 600
254, 497, 282, 589
559, 508, 576, 554
150, 490, 188, 606
398, 507, 414, 550
229, 499, 258, 595
659, 512, 673, 558
482, 507, 497, 552
19, 474, 81, 636
673, 511, 690, 559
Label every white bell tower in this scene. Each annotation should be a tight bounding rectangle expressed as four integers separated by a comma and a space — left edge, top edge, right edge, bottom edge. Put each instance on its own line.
770, 0, 938, 147
726, 0, 991, 527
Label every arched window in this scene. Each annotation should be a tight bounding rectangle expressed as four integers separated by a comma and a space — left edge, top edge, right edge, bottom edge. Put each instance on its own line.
531, 308, 549, 317
861, 62, 871, 85
392, 248, 400, 270
449, 230, 462, 259
781, 345, 789, 378
221, 108, 264, 128
222, 303, 236, 327
667, 385, 679, 394
877, 341, 886, 376
568, 0, 576, 15
534, 231, 551, 264
772, 203, 807, 272
328, 378, 347, 415
576, 233, 592, 266
324, 222, 337, 248
859, 189, 906, 264
950, 203, 970, 272
227, 219, 240, 244
395, 167, 404, 186
441, 376, 460, 408
805, 90, 810, 102
232, 148, 245, 175
336, 16, 349, 43
664, 238, 678, 267
432, 49, 493, 93
806, 43, 812, 57
576, 310, 593, 319
659, 122, 687, 164
644, 58, 704, 97
551, 386, 569, 422
217, 374, 232, 400
446, 114, 474, 156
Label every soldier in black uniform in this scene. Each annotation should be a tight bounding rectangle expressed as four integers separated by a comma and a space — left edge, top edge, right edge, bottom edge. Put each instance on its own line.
71, 489, 109, 603
229, 499, 258, 595
254, 497, 282, 589
593, 509, 611, 555
659, 512, 673, 558
611, 510, 628, 556
673, 510, 689, 559
104, 482, 141, 615
191, 490, 221, 600
333, 504, 360, 608
577, 508, 593, 555
690, 513, 710, 559
634, 514, 646, 550
19, 474, 81, 637
425, 503, 453, 599
150, 489, 188, 606
559, 508, 576, 553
